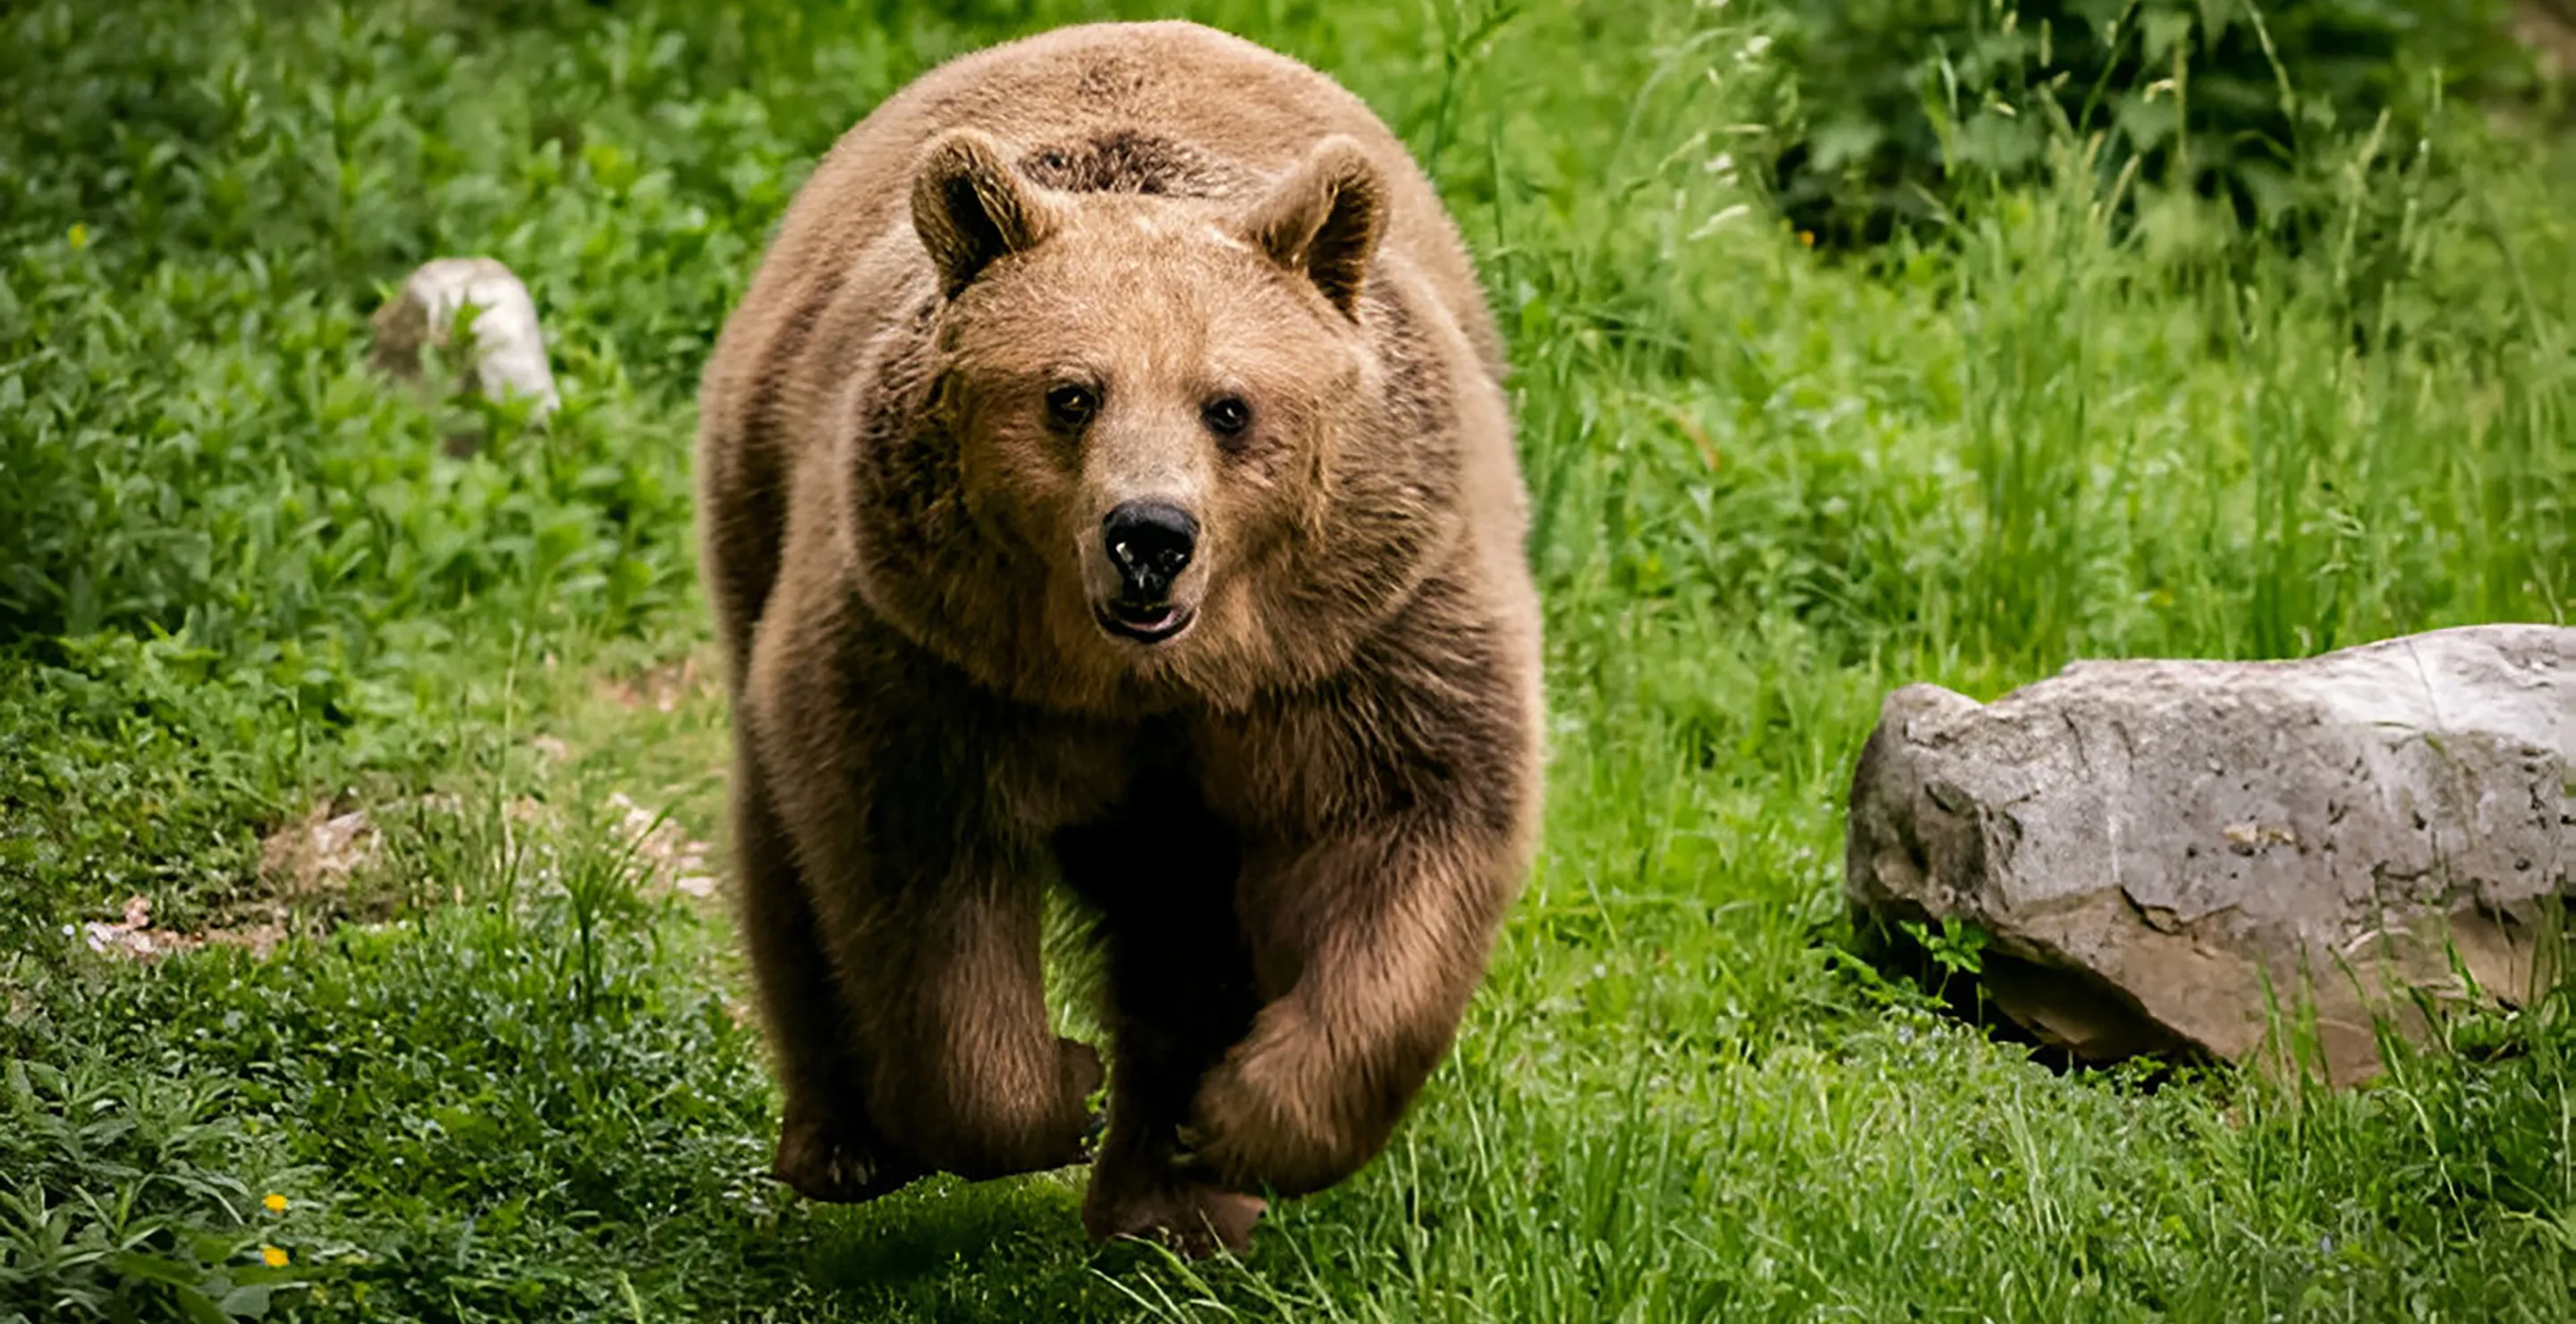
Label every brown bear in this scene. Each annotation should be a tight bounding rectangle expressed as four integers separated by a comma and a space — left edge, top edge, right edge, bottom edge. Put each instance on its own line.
694, 19, 1543, 1256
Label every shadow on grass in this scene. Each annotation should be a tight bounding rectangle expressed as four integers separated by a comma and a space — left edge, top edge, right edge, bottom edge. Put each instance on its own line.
757, 1167, 1174, 1320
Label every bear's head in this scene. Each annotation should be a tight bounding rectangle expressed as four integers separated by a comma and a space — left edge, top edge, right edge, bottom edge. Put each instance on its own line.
846, 127, 1465, 713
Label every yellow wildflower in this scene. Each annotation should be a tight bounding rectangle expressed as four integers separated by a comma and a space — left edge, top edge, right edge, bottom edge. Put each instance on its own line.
1798, 230, 1816, 248
262, 1245, 290, 1268
264, 1192, 288, 1213
68, 223, 89, 250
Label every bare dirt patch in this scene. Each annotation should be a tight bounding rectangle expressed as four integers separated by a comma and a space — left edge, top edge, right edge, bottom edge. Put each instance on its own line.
597, 654, 713, 715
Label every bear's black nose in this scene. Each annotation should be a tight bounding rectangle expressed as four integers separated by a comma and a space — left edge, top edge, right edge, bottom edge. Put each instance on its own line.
1102, 500, 1198, 600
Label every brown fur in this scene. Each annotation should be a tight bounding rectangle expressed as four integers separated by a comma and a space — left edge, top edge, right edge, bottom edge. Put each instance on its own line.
695, 20, 1542, 1256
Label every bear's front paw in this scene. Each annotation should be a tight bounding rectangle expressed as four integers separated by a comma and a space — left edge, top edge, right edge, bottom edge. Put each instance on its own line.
1186, 1017, 1359, 1197
771, 1109, 925, 1204
1083, 1169, 1267, 1258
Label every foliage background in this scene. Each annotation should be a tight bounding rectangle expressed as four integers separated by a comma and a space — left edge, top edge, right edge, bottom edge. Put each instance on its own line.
1768, 0, 2546, 243
2, 0, 2570, 1320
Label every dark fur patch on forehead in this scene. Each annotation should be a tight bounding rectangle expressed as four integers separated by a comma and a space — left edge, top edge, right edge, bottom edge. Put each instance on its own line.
1014, 130, 1245, 199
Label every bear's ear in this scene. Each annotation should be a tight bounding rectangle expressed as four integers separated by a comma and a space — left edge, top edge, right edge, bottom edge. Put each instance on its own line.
911, 129, 1061, 299
1240, 135, 1386, 319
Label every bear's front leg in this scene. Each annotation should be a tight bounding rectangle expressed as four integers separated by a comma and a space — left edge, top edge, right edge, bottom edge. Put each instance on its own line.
761, 796, 1104, 1191
1185, 815, 1523, 1197
826, 851, 1106, 1184
747, 613, 1103, 1191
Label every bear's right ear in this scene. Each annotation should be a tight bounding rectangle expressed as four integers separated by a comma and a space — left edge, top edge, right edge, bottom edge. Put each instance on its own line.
911, 129, 1060, 299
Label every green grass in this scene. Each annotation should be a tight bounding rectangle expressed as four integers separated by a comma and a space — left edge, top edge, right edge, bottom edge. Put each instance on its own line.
4, 0, 2572, 1320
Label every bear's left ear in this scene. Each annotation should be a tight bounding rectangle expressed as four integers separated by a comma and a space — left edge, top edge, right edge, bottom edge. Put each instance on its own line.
1239, 135, 1386, 319
912, 129, 1063, 299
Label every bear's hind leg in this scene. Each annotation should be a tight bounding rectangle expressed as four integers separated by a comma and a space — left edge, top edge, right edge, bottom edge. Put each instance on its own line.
731, 749, 923, 1202
1084, 927, 1267, 1255
1060, 802, 1267, 1256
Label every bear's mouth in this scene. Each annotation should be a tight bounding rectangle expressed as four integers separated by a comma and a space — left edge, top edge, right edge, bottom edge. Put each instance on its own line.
1095, 600, 1196, 645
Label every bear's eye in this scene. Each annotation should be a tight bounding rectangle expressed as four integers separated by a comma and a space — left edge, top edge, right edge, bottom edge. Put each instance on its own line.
1044, 383, 1097, 429
1201, 395, 1251, 438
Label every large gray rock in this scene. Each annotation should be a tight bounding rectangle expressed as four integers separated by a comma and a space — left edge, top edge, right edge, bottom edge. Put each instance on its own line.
1846, 624, 2572, 1085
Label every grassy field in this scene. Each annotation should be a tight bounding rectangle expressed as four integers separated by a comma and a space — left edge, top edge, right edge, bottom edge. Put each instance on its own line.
4, 0, 2572, 1320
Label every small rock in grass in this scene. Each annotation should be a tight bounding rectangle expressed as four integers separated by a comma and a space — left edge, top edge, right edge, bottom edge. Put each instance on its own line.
1845, 624, 2572, 1086
369, 257, 560, 448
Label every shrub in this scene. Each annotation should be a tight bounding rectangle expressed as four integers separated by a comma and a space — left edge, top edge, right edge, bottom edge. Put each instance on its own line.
1767, 0, 2538, 247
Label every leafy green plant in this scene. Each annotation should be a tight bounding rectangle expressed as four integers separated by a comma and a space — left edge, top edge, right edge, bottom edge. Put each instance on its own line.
1767, 0, 2538, 247
0, 1057, 320, 1321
